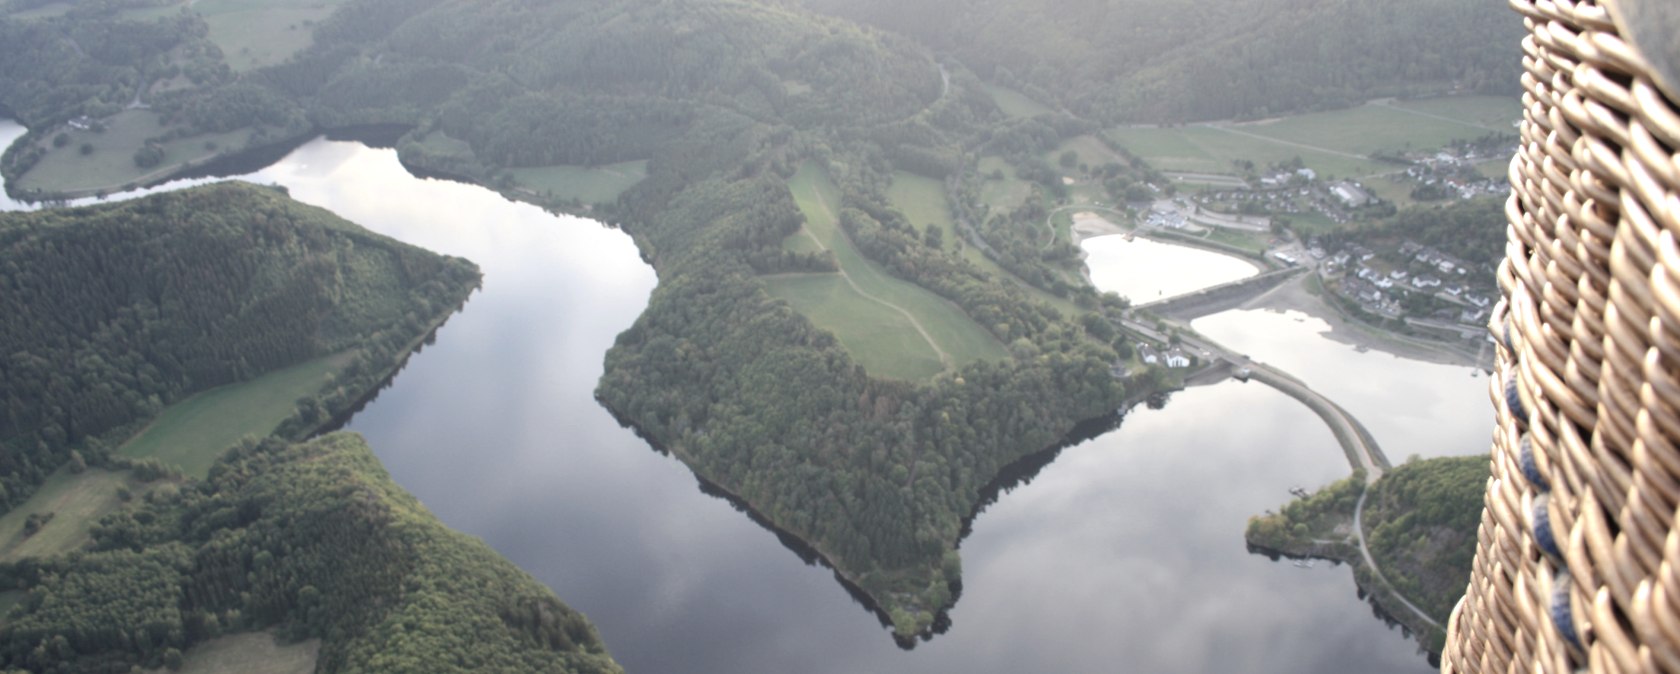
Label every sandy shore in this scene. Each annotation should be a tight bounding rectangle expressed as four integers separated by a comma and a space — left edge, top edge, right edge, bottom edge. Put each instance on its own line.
1069, 211, 1129, 244
1239, 274, 1494, 370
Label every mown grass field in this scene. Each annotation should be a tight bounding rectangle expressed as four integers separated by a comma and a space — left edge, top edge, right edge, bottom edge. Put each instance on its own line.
1388, 95, 1523, 130
762, 274, 946, 379
1230, 99, 1516, 156
1108, 124, 1391, 179
981, 82, 1052, 118
144, 632, 320, 674
769, 162, 1008, 378
510, 160, 648, 204
119, 353, 351, 478
15, 110, 252, 195
1108, 96, 1520, 182
0, 468, 149, 563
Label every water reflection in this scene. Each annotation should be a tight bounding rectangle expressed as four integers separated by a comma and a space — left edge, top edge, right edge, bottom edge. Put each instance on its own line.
1081, 234, 1260, 302
1193, 309, 1490, 460
1, 128, 1439, 672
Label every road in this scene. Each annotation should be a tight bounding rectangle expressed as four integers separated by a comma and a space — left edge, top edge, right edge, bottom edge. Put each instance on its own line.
1354, 487, 1446, 630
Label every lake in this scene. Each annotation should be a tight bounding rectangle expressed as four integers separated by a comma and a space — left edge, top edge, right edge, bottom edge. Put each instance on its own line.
1081, 234, 1260, 302
1, 126, 1456, 673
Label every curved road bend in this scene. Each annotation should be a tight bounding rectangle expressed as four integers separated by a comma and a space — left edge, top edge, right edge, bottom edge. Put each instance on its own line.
1354, 488, 1446, 631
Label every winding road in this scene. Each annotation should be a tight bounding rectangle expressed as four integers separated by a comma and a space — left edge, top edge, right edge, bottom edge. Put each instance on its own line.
1354, 487, 1446, 631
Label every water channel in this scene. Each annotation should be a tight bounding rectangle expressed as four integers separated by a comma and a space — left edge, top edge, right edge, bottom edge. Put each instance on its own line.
0, 122, 1465, 672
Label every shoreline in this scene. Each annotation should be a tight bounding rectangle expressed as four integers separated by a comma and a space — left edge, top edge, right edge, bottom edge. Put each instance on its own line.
1239, 274, 1491, 370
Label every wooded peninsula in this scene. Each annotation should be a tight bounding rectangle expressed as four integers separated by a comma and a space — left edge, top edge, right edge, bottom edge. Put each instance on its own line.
0, 0, 1517, 650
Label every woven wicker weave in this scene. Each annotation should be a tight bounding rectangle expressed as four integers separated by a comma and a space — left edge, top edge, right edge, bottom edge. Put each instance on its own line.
1442, 0, 1680, 672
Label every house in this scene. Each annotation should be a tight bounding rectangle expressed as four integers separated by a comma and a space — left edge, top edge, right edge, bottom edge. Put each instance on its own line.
1330, 182, 1372, 208
1138, 344, 1160, 365
1296, 168, 1317, 181
1164, 350, 1191, 368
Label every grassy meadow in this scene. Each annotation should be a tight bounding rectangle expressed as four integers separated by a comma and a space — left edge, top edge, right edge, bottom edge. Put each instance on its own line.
762, 274, 947, 379
981, 82, 1052, 118
120, 0, 350, 71
768, 162, 1008, 378
0, 468, 152, 563
510, 160, 648, 204
144, 633, 320, 674
119, 353, 351, 479
1108, 96, 1520, 182
15, 110, 252, 195
976, 156, 1033, 211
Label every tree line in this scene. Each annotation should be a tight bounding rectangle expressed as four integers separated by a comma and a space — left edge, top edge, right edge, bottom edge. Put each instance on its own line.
0, 433, 621, 673
0, 182, 480, 520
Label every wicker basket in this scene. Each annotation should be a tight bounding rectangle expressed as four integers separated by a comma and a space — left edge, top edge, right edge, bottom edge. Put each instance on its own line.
1442, 0, 1680, 672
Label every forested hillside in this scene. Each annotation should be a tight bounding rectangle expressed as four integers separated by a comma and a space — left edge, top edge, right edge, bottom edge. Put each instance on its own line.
0, 432, 622, 674
0, 0, 1499, 641
1363, 455, 1487, 626
805, 0, 1521, 122
0, 182, 480, 516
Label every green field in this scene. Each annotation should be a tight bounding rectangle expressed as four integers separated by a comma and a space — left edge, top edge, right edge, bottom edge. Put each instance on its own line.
16, 110, 252, 196
763, 274, 946, 379
1229, 100, 1515, 156
1475, 159, 1511, 180
145, 632, 320, 674
888, 171, 961, 253
1388, 96, 1523, 130
1109, 96, 1521, 182
981, 82, 1052, 118
769, 162, 1008, 378
1109, 124, 1390, 179
121, 0, 349, 71
119, 353, 351, 478
509, 160, 648, 204
0, 468, 148, 563
889, 170, 1077, 309
1049, 135, 1124, 171
976, 156, 1033, 211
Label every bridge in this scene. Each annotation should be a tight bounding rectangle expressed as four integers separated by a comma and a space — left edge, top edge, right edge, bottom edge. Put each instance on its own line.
1117, 311, 1391, 482
1133, 266, 1305, 320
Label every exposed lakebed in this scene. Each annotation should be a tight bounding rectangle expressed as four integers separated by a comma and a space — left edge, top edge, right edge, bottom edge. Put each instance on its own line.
1, 124, 1458, 672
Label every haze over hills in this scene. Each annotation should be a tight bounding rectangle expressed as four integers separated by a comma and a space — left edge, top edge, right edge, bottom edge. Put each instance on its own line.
805, 0, 1522, 122
0, 0, 1517, 662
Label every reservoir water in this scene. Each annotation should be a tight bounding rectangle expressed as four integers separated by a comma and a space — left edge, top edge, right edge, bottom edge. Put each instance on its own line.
1081, 234, 1261, 302
0, 125, 1461, 673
